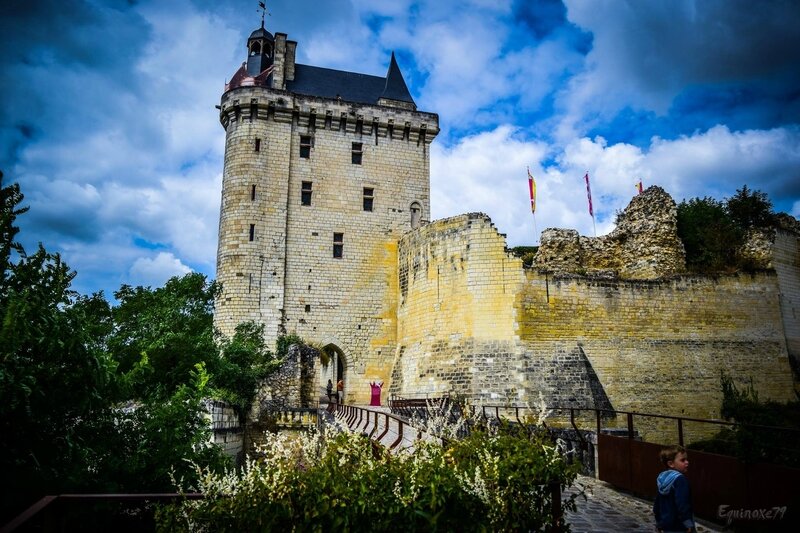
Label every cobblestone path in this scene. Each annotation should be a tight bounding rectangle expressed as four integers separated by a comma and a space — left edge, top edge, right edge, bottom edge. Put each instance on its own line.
565, 475, 724, 532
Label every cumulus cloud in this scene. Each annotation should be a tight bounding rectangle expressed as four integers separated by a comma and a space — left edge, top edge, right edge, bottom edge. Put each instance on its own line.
1, 0, 798, 297
129, 252, 192, 288
559, 0, 800, 138
433, 124, 800, 245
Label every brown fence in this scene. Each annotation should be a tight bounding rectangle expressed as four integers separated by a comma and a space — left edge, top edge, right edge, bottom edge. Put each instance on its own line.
593, 411, 800, 530
387, 398, 800, 529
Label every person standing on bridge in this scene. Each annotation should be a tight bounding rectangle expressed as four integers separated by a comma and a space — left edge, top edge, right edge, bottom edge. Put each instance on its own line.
326, 379, 333, 403
337, 378, 344, 404
653, 445, 696, 533
369, 381, 383, 406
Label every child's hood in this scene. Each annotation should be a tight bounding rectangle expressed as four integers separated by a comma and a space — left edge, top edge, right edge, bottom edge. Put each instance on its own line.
656, 470, 682, 494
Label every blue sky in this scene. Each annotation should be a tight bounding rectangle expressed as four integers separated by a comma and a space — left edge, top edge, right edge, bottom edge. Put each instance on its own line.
2, 0, 799, 297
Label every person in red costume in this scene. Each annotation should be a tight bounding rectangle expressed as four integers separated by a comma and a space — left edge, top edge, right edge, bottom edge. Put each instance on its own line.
369, 381, 384, 406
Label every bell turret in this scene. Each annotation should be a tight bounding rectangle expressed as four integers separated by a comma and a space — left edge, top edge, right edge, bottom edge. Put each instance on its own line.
246, 24, 274, 77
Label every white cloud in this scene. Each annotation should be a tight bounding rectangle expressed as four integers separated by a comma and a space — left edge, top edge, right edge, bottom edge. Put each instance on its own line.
129, 252, 192, 288
430, 124, 800, 246
3, 0, 798, 298
559, 0, 800, 138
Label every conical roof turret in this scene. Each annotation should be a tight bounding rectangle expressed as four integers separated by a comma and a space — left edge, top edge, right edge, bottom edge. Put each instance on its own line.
380, 52, 415, 104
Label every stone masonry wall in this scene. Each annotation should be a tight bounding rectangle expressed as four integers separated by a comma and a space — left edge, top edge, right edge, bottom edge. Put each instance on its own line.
281, 93, 437, 405
215, 82, 439, 405
534, 186, 686, 278
774, 230, 800, 375
392, 213, 525, 397
393, 212, 796, 442
204, 400, 243, 459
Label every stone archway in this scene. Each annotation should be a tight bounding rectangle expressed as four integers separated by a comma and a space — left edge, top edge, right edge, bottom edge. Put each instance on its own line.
320, 343, 347, 404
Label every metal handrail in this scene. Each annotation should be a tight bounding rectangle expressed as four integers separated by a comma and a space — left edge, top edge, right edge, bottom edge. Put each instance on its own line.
1, 493, 204, 533
388, 398, 800, 436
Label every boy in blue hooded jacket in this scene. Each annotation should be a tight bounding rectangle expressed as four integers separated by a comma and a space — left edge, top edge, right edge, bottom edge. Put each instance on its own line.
653, 445, 696, 533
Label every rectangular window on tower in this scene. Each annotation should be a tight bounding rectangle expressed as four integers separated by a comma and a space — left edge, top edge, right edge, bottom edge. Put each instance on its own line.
254, 138, 261, 152
301, 181, 312, 206
351, 142, 363, 165
333, 233, 343, 259
251, 185, 256, 201
363, 187, 374, 212
249, 224, 255, 242
299, 135, 312, 158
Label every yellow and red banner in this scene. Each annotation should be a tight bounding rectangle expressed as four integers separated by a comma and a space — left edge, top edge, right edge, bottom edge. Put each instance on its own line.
527, 167, 536, 214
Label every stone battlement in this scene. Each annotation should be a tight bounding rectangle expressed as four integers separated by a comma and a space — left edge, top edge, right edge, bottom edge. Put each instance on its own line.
219, 87, 439, 142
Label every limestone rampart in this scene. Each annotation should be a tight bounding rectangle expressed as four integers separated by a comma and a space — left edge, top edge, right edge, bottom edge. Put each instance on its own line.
391, 211, 796, 442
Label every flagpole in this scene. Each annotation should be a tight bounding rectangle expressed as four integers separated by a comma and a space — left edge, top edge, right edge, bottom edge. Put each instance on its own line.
584, 170, 596, 237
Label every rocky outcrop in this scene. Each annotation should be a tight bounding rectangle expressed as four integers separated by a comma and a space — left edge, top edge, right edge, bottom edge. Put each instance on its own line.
533, 186, 686, 279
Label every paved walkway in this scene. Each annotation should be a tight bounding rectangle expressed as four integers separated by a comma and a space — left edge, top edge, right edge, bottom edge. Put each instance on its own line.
565, 475, 724, 532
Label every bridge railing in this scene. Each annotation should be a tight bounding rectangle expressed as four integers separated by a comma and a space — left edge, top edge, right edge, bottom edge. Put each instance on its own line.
328, 402, 445, 451
388, 399, 800, 528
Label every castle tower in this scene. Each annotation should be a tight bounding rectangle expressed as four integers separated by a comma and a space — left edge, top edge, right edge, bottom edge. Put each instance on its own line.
215, 24, 439, 400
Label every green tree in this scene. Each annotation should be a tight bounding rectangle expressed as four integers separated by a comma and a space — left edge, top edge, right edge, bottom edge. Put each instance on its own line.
0, 176, 271, 524
212, 321, 280, 417
0, 176, 117, 520
676, 196, 740, 272
677, 186, 778, 273
109, 273, 218, 401
725, 185, 775, 231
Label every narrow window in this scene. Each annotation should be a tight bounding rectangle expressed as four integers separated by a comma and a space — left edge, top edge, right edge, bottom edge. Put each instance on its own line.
351, 142, 363, 165
251, 185, 256, 201
410, 202, 422, 229
304, 304, 311, 312
249, 224, 255, 241
254, 138, 261, 151
299, 135, 312, 158
301, 181, 312, 206
333, 233, 343, 259
363, 187, 374, 212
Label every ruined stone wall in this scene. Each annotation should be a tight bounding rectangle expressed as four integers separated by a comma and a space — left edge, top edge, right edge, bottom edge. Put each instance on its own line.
534, 186, 686, 278
204, 400, 243, 459
392, 212, 796, 442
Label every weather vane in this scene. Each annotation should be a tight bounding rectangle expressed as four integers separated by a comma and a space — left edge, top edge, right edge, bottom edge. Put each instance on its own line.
258, 1, 270, 28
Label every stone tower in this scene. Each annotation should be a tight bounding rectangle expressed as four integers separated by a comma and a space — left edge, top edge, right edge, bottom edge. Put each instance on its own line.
215, 23, 439, 398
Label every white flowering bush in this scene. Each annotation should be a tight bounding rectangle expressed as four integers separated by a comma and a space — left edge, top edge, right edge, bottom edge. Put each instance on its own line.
157, 416, 579, 531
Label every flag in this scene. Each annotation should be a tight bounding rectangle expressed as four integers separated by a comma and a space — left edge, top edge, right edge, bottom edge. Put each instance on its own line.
636, 179, 643, 195
584, 172, 593, 217
527, 167, 536, 214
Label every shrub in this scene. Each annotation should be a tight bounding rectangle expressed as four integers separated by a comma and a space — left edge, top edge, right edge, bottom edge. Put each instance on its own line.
157, 417, 579, 531
688, 375, 800, 468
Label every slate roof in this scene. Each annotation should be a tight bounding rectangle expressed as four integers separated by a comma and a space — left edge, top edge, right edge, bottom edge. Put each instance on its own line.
287, 53, 415, 106
249, 26, 274, 41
